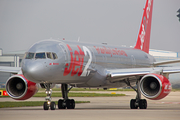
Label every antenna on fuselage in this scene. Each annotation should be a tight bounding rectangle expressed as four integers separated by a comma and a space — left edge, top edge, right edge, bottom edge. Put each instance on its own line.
78, 37, 80, 42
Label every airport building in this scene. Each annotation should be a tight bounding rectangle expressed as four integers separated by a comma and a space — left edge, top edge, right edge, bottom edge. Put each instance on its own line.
149, 49, 180, 62
0, 49, 25, 88
149, 49, 180, 88
0, 48, 180, 88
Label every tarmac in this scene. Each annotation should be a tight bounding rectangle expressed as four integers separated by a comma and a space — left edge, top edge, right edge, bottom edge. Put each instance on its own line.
0, 91, 180, 120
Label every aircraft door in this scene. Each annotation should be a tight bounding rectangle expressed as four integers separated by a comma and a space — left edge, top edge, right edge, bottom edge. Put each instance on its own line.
87, 46, 96, 69
59, 43, 68, 62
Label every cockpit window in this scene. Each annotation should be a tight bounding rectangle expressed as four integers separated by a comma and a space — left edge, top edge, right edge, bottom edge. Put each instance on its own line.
52, 53, 58, 59
25, 52, 35, 59
35, 53, 46, 59
46, 52, 53, 59
24, 52, 57, 59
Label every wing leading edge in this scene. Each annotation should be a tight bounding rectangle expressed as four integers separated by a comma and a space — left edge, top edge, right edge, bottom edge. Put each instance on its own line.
106, 67, 180, 83
0, 66, 21, 74
153, 59, 180, 67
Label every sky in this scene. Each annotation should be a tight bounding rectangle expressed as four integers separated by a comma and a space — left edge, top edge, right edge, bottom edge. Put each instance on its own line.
0, 0, 180, 53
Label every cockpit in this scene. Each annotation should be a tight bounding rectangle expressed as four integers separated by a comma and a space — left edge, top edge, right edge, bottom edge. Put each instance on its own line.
24, 52, 58, 60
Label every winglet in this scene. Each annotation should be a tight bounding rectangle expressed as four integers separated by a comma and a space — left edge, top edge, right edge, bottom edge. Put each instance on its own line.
134, 0, 153, 53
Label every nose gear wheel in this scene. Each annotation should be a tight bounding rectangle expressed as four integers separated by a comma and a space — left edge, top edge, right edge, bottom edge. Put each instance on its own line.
43, 83, 56, 110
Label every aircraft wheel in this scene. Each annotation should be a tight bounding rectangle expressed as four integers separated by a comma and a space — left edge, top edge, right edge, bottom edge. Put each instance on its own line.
66, 99, 75, 109
130, 99, 138, 109
139, 99, 147, 109
66, 99, 71, 109
50, 102, 56, 110
70, 99, 75, 109
43, 102, 49, 110
58, 99, 66, 109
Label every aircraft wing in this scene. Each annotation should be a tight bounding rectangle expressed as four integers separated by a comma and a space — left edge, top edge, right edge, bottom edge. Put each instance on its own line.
106, 67, 180, 83
0, 66, 21, 74
153, 59, 180, 67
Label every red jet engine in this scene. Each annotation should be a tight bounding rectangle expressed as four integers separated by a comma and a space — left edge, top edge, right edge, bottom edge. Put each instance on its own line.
6, 74, 38, 100
140, 74, 171, 100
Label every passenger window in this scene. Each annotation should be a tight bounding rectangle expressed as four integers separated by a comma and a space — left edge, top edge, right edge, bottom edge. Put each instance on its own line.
25, 52, 35, 59
35, 53, 46, 59
46, 52, 53, 59
52, 53, 58, 59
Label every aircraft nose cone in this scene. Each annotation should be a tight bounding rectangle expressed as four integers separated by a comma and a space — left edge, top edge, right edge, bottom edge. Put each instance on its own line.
22, 60, 44, 82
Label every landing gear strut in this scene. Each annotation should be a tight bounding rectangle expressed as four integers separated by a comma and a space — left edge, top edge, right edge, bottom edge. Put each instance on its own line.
58, 84, 75, 109
125, 79, 147, 109
43, 83, 56, 110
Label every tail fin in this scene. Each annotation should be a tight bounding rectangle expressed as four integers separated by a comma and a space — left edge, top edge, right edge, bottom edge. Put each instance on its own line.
134, 0, 153, 53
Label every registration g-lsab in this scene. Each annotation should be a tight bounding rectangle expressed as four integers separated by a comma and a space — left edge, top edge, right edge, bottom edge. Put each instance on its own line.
1, 0, 180, 110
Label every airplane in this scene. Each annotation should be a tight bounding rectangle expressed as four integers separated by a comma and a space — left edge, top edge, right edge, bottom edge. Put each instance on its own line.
1, 0, 180, 110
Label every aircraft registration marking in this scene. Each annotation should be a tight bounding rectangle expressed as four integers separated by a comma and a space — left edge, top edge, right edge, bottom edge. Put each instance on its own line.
49, 63, 59, 65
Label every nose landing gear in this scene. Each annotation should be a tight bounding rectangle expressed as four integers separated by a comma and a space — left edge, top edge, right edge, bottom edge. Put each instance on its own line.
42, 83, 75, 110
43, 83, 56, 110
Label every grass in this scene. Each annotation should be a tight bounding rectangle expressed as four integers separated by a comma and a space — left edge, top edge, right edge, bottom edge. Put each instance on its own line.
0, 92, 125, 98
34, 92, 125, 97
0, 101, 90, 108
1, 87, 133, 92
2, 87, 180, 92
171, 89, 180, 92
0, 88, 6, 90
38, 88, 134, 92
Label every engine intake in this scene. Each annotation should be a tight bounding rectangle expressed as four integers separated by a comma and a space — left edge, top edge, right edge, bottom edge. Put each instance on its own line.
140, 74, 171, 100
6, 74, 38, 100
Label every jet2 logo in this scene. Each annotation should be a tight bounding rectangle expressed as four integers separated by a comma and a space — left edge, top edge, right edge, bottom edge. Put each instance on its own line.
164, 84, 171, 94
63, 44, 92, 77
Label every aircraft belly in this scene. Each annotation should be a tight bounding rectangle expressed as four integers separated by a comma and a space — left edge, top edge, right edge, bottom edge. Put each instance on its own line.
75, 75, 137, 88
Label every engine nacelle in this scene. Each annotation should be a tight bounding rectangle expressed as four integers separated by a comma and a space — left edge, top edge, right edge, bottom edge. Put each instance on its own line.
140, 74, 171, 100
6, 74, 38, 100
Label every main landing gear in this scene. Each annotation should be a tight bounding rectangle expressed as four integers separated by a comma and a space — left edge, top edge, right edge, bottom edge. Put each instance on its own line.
43, 83, 75, 110
58, 84, 75, 109
125, 79, 147, 109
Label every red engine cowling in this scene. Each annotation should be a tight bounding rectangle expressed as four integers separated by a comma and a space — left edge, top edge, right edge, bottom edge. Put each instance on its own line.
140, 74, 171, 100
6, 74, 38, 100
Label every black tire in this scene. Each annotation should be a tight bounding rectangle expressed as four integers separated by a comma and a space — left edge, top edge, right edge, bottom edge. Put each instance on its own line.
66, 99, 75, 109
70, 99, 75, 109
43, 102, 49, 110
139, 99, 147, 109
66, 99, 71, 109
58, 99, 66, 109
50, 102, 56, 110
130, 99, 138, 109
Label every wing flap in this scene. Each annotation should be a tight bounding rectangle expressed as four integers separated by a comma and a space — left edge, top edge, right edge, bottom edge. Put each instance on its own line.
107, 68, 151, 79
